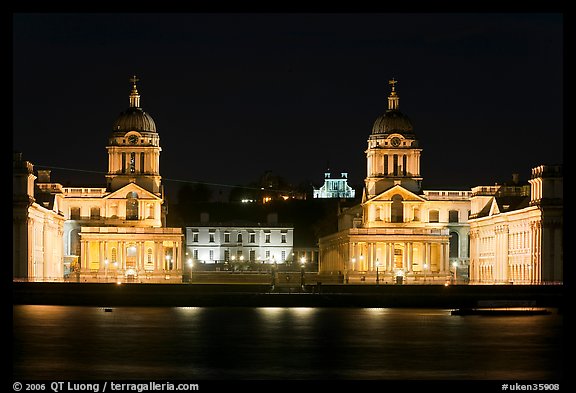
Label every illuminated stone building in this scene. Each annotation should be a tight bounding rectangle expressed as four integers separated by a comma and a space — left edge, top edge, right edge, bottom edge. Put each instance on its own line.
13, 77, 183, 282
468, 165, 563, 284
13, 153, 66, 280
313, 170, 356, 199
319, 80, 471, 284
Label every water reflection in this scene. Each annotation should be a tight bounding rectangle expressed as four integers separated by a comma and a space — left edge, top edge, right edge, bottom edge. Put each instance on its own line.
13, 305, 562, 380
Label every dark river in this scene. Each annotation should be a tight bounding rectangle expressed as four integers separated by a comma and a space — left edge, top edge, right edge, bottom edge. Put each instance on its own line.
13, 306, 562, 380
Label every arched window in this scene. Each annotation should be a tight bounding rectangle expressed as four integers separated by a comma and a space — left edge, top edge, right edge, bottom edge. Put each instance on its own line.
237, 233, 243, 242
391, 194, 404, 223
450, 231, 459, 258
126, 192, 139, 220
429, 210, 439, 223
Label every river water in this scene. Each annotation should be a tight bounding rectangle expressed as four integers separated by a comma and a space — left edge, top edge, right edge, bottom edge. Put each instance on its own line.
13, 305, 562, 380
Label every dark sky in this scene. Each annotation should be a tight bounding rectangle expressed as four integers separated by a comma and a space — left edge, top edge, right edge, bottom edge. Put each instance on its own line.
12, 13, 563, 200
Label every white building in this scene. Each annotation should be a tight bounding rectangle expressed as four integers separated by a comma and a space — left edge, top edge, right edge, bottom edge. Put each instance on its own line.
185, 214, 294, 269
468, 165, 563, 284
13, 153, 66, 281
313, 170, 356, 199
319, 79, 471, 284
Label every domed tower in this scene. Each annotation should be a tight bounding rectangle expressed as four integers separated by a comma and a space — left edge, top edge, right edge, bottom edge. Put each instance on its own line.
365, 79, 422, 197
106, 76, 162, 195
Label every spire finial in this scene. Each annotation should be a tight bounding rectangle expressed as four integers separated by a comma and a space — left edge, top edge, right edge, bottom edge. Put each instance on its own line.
129, 75, 141, 108
387, 77, 400, 110
389, 77, 397, 92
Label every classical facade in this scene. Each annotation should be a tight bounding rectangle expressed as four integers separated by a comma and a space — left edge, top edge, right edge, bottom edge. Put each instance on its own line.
468, 165, 563, 284
319, 80, 471, 284
13, 77, 183, 282
13, 153, 66, 281
313, 170, 356, 199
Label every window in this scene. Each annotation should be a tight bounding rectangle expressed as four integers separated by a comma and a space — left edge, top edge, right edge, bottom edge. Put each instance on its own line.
236, 250, 243, 260
449, 210, 459, 223
140, 152, 145, 173
383, 155, 389, 175
224, 249, 230, 262
265, 250, 270, 259
209, 233, 215, 243
249, 233, 255, 243
224, 233, 230, 243
281, 251, 286, 262
209, 250, 214, 261
450, 232, 460, 258
393, 154, 399, 176
265, 234, 271, 243
121, 153, 126, 174
90, 207, 100, 219
193, 249, 198, 260
126, 192, 138, 220
281, 234, 286, 243
429, 210, 439, 223
192, 232, 199, 242
402, 155, 407, 176
70, 207, 80, 220
249, 250, 255, 262
237, 233, 243, 242
391, 194, 404, 223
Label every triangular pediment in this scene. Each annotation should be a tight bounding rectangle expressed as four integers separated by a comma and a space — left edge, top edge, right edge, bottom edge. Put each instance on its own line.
488, 199, 501, 216
364, 184, 426, 204
105, 183, 161, 201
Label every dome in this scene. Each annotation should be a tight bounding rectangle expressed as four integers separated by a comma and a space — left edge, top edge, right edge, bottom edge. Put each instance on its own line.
113, 107, 157, 133
371, 109, 413, 135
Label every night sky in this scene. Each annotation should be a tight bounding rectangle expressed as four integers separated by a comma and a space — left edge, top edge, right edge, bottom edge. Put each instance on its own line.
12, 13, 563, 200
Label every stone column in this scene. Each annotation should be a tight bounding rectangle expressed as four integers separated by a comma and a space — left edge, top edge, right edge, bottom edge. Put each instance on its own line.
80, 240, 87, 272
119, 241, 125, 270
99, 241, 105, 272
439, 242, 445, 273
406, 242, 414, 273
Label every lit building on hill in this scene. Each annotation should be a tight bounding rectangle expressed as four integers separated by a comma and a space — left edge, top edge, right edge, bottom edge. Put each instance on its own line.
313, 170, 356, 199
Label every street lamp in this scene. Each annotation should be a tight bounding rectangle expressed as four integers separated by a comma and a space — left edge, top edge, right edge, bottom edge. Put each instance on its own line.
300, 256, 306, 288
376, 259, 380, 285
452, 261, 458, 283
187, 258, 193, 283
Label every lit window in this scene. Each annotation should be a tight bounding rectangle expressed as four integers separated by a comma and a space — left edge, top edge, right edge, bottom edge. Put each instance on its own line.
129, 152, 136, 173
